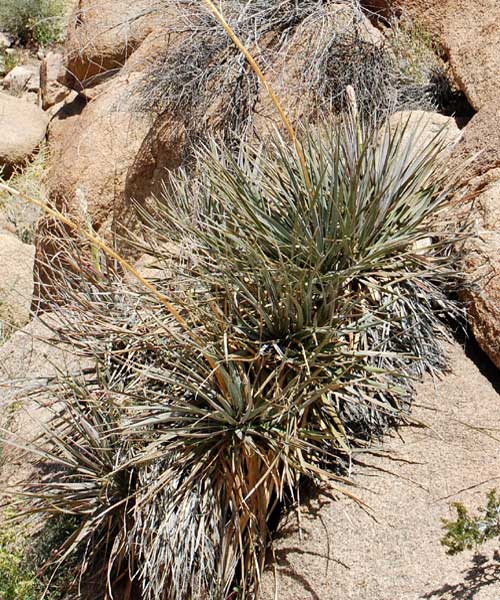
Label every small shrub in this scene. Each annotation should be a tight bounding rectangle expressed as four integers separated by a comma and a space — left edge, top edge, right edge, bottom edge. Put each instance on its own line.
8, 113, 465, 599
384, 15, 452, 112
0, 0, 66, 46
0, 49, 20, 76
134, 0, 324, 143
442, 490, 500, 555
0, 521, 44, 600
0, 515, 76, 600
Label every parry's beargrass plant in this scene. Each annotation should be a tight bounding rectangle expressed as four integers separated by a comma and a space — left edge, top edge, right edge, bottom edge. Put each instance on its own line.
3, 113, 465, 599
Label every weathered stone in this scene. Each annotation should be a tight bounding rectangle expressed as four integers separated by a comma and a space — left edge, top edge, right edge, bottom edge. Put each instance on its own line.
0, 31, 14, 49
367, 0, 500, 111
260, 342, 500, 599
45, 78, 151, 235
449, 100, 500, 189
2, 64, 40, 93
0, 233, 34, 327
63, 0, 161, 90
40, 51, 69, 110
442, 0, 500, 111
387, 110, 461, 158
461, 177, 500, 369
0, 92, 48, 176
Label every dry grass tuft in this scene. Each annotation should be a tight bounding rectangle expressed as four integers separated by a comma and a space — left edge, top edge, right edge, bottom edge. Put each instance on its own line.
131, 0, 451, 143
0, 144, 49, 244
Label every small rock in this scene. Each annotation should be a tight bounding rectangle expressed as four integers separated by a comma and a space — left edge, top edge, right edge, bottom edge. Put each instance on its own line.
0, 233, 35, 327
386, 110, 461, 161
21, 91, 40, 106
44, 89, 78, 119
40, 52, 69, 110
0, 91, 48, 176
63, 0, 159, 90
0, 32, 14, 49
3, 64, 40, 93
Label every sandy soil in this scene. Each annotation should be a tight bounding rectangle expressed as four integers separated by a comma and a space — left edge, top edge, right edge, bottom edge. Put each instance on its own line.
261, 342, 500, 600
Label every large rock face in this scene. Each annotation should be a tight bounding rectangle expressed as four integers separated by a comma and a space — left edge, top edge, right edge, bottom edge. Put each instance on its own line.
449, 101, 500, 188
121, 29, 186, 205
0, 92, 48, 176
63, 0, 161, 90
43, 19, 187, 241
461, 177, 500, 369
447, 102, 500, 369
45, 81, 152, 234
440, 0, 500, 112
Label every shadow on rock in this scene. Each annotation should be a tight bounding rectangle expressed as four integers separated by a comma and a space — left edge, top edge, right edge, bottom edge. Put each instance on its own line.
422, 551, 500, 599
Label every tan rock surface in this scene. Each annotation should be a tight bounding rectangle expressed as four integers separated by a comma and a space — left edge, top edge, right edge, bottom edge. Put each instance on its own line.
462, 178, 500, 369
44, 10, 188, 237
444, 105, 500, 371
261, 342, 500, 600
2, 64, 40, 94
0, 92, 48, 175
63, 0, 162, 90
450, 101, 500, 189
0, 232, 34, 327
387, 110, 461, 158
34, 83, 151, 306
45, 78, 152, 234
445, 101, 500, 370
441, 0, 500, 112
120, 22, 199, 204
40, 51, 70, 110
